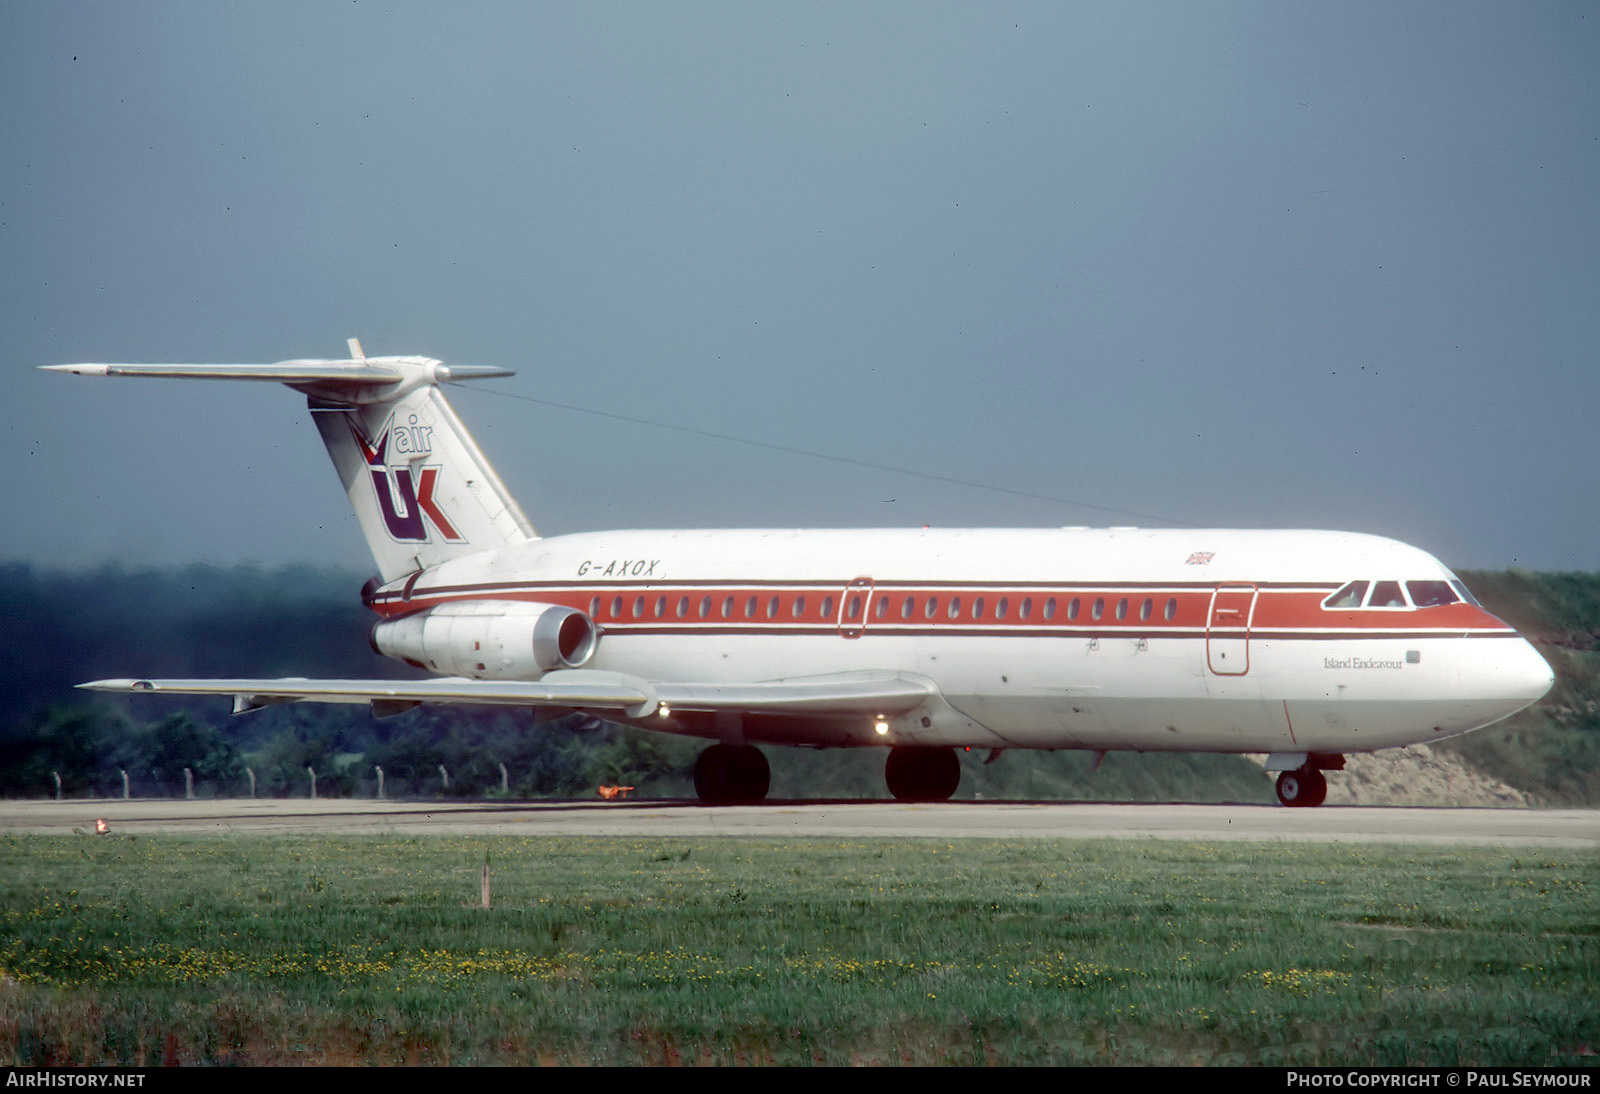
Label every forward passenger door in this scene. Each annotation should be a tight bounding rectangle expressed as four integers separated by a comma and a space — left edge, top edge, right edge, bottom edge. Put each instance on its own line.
1206, 584, 1259, 675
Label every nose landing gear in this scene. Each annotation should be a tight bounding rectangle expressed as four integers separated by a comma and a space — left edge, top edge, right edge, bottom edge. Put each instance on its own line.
1275, 766, 1329, 807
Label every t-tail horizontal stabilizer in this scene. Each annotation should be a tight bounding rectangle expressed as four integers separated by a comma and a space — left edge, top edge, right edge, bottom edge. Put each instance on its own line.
40, 360, 512, 396
43, 341, 536, 581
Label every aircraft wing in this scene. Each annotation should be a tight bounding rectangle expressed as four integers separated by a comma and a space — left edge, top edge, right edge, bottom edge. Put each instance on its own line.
76, 669, 939, 720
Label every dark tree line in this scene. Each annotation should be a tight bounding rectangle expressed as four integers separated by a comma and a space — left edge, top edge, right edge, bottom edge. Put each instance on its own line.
4, 707, 244, 798
0, 562, 696, 799
3, 700, 697, 800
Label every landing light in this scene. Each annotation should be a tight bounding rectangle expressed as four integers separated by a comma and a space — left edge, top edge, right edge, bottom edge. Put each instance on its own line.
874, 719, 889, 736
658, 704, 671, 719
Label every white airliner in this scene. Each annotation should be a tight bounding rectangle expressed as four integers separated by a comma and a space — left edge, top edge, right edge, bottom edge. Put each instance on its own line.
46, 343, 1554, 806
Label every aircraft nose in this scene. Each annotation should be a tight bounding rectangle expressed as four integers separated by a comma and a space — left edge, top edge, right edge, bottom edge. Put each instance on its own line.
1499, 639, 1555, 705
1453, 636, 1554, 731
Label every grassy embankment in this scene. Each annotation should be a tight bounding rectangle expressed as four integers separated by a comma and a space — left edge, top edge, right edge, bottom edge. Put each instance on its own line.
2, 835, 1594, 1065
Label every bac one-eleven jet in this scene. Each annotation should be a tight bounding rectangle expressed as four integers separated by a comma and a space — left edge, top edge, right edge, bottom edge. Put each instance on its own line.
47, 343, 1553, 806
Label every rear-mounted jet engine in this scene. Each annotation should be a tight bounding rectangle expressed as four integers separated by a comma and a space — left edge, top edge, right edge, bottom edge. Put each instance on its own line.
371, 600, 598, 678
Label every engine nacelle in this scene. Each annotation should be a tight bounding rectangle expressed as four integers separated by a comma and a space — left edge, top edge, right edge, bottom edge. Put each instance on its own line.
370, 600, 598, 679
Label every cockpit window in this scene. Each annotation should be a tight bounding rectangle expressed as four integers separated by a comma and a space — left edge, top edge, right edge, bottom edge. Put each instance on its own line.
1407, 580, 1460, 608
1450, 580, 1481, 607
1369, 580, 1407, 608
1323, 580, 1369, 609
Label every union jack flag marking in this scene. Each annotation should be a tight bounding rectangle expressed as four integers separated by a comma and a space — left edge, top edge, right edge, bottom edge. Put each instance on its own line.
1185, 551, 1215, 565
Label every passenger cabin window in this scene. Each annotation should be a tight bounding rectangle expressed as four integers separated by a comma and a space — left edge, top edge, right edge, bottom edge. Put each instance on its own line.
1323, 581, 1370, 609
1407, 580, 1460, 608
1369, 581, 1407, 608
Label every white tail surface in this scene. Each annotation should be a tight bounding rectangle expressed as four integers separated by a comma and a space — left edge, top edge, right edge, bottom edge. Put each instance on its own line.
44, 348, 538, 582
311, 381, 536, 580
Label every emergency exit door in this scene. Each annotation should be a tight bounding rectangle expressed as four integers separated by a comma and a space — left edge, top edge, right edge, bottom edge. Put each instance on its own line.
838, 577, 874, 639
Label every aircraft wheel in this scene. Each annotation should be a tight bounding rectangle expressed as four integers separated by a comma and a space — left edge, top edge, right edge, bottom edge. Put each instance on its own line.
884, 746, 961, 802
694, 744, 770, 804
1276, 767, 1328, 808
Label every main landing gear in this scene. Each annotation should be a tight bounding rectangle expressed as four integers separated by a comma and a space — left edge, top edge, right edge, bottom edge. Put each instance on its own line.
693, 744, 964, 804
694, 743, 771, 804
885, 746, 962, 802
1275, 766, 1328, 808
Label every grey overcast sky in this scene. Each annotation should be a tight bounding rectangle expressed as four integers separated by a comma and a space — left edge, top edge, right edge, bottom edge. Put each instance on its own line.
4, 2, 1597, 575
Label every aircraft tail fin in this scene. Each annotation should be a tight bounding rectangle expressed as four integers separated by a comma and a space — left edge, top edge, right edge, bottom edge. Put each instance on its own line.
44, 342, 537, 582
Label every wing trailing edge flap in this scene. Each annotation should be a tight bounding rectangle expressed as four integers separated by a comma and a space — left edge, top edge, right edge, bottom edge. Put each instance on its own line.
655, 671, 937, 714
77, 669, 940, 720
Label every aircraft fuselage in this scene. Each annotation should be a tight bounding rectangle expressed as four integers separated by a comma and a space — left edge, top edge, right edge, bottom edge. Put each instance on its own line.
364, 526, 1552, 756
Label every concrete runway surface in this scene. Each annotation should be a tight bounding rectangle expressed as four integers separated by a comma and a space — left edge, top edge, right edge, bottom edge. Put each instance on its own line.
1, 798, 1596, 846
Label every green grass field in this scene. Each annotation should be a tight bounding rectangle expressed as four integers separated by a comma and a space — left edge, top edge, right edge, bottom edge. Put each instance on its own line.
1, 835, 1595, 1065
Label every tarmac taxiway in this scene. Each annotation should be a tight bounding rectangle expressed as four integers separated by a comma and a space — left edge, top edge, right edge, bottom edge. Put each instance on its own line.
1, 798, 1595, 846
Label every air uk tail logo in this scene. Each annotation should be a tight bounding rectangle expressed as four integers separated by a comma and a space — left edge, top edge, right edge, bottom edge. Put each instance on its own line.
350, 415, 464, 543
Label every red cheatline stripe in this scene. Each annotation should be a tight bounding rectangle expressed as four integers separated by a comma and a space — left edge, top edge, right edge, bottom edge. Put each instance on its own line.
374, 583, 1507, 634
